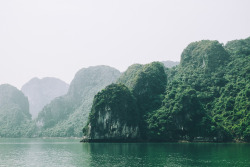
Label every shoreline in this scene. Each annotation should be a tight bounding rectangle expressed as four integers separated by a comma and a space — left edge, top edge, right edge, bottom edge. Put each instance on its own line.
80, 138, 249, 143
0, 137, 248, 143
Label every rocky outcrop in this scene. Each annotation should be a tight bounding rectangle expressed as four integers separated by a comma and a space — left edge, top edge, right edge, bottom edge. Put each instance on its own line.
180, 40, 230, 71
84, 62, 167, 141
83, 84, 139, 141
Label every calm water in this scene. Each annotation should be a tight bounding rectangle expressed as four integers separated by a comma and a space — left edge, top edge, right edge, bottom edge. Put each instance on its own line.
0, 138, 249, 167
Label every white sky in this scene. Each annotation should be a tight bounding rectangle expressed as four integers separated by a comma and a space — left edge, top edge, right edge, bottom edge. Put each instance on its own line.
0, 0, 250, 89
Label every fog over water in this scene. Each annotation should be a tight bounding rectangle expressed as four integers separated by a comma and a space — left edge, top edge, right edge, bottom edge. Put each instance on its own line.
0, 0, 250, 88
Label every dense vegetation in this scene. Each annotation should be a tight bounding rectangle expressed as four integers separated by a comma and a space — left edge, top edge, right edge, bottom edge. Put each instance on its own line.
84, 84, 139, 140
214, 38, 250, 141
84, 37, 249, 142
0, 37, 248, 142
124, 62, 167, 138
0, 84, 35, 137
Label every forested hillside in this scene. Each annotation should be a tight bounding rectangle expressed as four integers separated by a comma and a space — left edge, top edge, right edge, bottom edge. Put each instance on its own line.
0, 37, 248, 141
36, 66, 121, 137
0, 84, 35, 137
84, 37, 250, 142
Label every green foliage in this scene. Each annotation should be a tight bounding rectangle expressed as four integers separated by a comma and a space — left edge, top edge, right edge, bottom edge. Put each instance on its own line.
1, 37, 249, 142
85, 62, 167, 140
225, 37, 250, 56
145, 38, 249, 142
89, 84, 138, 126
147, 82, 232, 141
0, 84, 34, 137
119, 62, 167, 138
84, 84, 139, 139
103, 38, 248, 142
180, 40, 230, 72
210, 38, 250, 141
37, 97, 73, 129
117, 64, 143, 90
132, 62, 167, 113
36, 66, 121, 137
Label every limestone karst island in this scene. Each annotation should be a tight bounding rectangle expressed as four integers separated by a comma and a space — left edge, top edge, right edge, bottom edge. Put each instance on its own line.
0, 37, 249, 143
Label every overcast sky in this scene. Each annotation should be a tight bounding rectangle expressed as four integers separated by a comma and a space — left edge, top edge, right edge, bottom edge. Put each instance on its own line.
0, 0, 250, 89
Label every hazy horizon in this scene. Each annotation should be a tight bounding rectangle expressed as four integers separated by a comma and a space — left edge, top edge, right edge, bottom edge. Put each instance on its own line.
1, 0, 250, 89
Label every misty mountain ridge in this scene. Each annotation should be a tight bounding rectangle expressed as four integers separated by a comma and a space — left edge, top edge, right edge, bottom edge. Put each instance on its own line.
0, 84, 33, 137
0, 35, 249, 143
161, 60, 179, 68
36, 65, 121, 137
21, 77, 69, 119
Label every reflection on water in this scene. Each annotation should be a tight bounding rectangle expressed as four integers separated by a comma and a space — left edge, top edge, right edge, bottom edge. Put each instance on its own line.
87, 143, 250, 167
0, 138, 249, 167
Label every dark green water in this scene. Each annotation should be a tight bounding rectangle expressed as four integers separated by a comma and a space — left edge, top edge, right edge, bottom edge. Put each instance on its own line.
0, 138, 249, 167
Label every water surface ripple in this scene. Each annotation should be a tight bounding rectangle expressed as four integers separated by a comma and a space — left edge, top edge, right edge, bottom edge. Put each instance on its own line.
0, 138, 249, 167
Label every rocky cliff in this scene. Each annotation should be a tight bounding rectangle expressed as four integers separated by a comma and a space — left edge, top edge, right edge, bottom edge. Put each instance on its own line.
180, 40, 230, 71
84, 84, 139, 141
83, 38, 249, 142
84, 62, 167, 141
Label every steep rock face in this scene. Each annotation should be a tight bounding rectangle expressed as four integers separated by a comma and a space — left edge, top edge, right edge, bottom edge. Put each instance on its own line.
180, 40, 230, 71
0, 84, 32, 137
22, 77, 69, 119
37, 66, 121, 137
98, 62, 167, 139
84, 84, 139, 141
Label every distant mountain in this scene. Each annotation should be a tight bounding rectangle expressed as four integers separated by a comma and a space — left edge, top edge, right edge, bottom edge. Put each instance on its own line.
161, 60, 179, 68
36, 66, 121, 137
0, 84, 33, 137
21, 77, 69, 119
